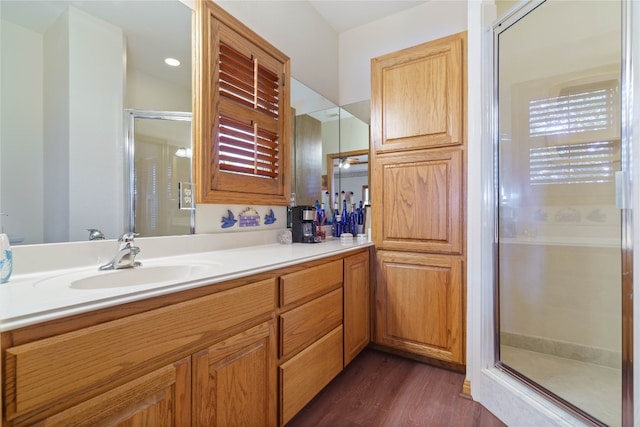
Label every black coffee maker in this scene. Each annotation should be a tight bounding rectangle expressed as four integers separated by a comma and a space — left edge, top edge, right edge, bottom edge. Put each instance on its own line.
291, 206, 318, 243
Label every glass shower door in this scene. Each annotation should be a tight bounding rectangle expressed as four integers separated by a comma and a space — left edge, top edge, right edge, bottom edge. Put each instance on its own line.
495, 1, 624, 425
126, 110, 194, 238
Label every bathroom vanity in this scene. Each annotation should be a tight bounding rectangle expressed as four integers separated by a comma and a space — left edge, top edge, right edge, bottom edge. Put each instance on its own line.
0, 239, 371, 426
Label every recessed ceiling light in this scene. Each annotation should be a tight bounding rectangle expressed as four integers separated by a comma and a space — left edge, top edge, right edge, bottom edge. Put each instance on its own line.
164, 57, 180, 67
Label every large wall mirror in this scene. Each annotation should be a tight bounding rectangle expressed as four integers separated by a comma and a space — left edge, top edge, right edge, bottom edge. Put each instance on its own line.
0, 0, 192, 245
291, 80, 370, 217
1, 0, 369, 246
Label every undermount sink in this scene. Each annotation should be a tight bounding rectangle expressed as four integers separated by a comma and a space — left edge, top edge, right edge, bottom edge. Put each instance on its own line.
33, 262, 223, 290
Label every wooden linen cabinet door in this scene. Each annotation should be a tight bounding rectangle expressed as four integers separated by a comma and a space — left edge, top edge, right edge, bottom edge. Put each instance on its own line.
371, 32, 464, 153
192, 321, 277, 427
374, 250, 464, 364
372, 148, 463, 254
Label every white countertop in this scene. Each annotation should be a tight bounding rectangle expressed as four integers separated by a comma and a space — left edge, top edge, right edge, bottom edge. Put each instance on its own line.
0, 239, 372, 332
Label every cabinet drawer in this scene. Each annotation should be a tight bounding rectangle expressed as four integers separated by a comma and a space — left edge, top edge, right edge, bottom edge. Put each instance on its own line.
280, 260, 342, 309
280, 325, 343, 425
4, 278, 276, 421
280, 288, 343, 359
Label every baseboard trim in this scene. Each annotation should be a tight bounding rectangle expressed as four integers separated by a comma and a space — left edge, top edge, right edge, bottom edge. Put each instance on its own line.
500, 332, 620, 369
367, 343, 466, 373
461, 378, 472, 396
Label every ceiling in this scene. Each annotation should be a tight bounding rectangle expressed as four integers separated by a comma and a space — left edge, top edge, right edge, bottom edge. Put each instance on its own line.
309, 1, 428, 33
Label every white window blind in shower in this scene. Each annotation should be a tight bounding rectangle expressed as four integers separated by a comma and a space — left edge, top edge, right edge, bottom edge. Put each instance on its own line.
528, 82, 618, 138
527, 79, 620, 186
529, 140, 618, 185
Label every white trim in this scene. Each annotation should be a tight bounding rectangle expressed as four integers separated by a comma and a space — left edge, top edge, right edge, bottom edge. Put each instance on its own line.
627, 0, 640, 423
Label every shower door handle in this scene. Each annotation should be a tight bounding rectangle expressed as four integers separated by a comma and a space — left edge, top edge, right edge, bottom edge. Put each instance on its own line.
615, 170, 628, 210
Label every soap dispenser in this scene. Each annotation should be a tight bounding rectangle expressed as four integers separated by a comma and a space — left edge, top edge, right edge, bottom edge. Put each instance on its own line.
0, 213, 13, 283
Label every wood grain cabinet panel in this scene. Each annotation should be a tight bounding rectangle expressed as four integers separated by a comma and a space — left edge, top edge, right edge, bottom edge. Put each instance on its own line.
279, 259, 343, 309
194, 0, 290, 205
343, 250, 371, 366
371, 32, 465, 153
279, 326, 343, 425
372, 148, 462, 254
21, 357, 191, 427
280, 288, 343, 360
3, 279, 275, 423
374, 251, 464, 364
192, 321, 277, 427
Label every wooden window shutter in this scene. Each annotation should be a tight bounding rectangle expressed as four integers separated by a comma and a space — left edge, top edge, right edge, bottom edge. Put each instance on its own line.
194, 0, 290, 205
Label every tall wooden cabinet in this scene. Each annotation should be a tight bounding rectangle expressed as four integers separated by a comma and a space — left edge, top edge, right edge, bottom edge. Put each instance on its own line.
370, 32, 467, 367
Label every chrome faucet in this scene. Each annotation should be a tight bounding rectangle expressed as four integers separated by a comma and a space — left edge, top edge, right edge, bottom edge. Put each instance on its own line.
99, 232, 141, 270
87, 228, 105, 241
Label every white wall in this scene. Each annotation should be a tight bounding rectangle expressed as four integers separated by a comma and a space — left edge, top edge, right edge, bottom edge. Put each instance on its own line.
339, 1, 468, 105
126, 68, 191, 112
43, 11, 70, 243
67, 7, 124, 243
0, 20, 44, 245
215, 0, 339, 104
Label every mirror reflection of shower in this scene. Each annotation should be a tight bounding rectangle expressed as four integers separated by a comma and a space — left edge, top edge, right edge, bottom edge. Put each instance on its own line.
125, 110, 194, 238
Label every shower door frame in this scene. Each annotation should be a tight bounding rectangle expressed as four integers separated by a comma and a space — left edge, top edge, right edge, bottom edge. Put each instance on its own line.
124, 109, 195, 237
491, 1, 635, 425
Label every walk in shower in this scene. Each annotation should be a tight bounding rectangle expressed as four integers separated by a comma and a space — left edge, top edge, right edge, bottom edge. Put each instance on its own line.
494, 1, 631, 425
125, 110, 194, 238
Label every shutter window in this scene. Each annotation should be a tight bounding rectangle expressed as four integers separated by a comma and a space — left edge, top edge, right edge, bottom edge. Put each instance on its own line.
219, 42, 280, 119
216, 41, 282, 182
529, 84, 616, 138
194, 0, 289, 204
529, 140, 617, 185
526, 79, 619, 187
218, 114, 279, 178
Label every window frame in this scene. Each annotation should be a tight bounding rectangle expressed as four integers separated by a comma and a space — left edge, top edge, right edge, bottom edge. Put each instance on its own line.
193, 0, 290, 205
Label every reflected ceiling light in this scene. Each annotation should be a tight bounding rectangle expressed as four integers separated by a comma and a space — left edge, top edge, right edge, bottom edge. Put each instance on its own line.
175, 147, 192, 158
337, 159, 350, 169
164, 57, 181, 67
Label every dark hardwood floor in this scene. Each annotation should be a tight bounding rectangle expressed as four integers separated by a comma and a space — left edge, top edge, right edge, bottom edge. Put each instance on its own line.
286, 349, 506, 427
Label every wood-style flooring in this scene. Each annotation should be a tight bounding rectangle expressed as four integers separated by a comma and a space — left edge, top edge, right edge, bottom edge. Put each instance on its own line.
286, 349, 506, 427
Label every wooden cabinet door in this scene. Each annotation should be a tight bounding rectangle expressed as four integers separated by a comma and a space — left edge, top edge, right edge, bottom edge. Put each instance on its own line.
343, 250, 371, 366
192, 321, 277, 427
374, 250, 464, 364
371, 32, 465, 153
31, 357, 191, 427
372, 148, 463, 254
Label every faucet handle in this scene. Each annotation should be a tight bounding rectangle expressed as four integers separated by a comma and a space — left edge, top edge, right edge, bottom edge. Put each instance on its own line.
118, 232, 139, 243
87, 228, 105, 241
